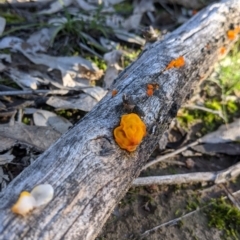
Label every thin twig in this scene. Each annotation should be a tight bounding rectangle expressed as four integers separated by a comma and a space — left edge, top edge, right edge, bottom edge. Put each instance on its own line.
221, 184, 240, 210
140, 208, 199, 239
0, 88, 91, 96
160, 159, 186, 166
134, 162, 240, 187
142, 140, 200, 170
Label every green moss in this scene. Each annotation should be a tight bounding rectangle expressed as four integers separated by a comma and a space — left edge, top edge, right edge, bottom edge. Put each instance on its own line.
217, 43, 240, 96
178, 109, 215, 133
55, 109, 84, 122
206, 197, 240, 239
113, 2, 133, 15
0, 11, 25, 24
178, 219, 184, 228
86, 56, 107, 71
56, 110, 73, 119
22, 117, 30, 125
186, 199, 199, 211
175, 209, 182, 217
226, 100, 238, 114
0, 78, 20, 89
123, 48, 141, 68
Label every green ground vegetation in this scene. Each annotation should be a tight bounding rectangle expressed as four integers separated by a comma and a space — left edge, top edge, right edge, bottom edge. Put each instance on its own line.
206, 197, 240, 239
178, 41, 240, 134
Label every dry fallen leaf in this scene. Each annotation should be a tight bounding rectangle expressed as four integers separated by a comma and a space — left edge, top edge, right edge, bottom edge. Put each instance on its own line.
0, 122, 61, 152
46, 94, 98, 112
201, 118, 240, 144
38, 0, 73, 14
21, 52, 103, 86
114, 29, 145, 45
103, 50, 123, 89
0, 136, 16, 152
26, 28, 55, 53
0, 150, 15, 165
81, 87, 107, 101
7, 67, 48, 89
33, 109, 72, 134
192, 143, 240, 156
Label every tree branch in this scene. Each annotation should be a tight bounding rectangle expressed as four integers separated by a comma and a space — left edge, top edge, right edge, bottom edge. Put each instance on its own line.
133, 162, 240, 186
0, 1, 240, 239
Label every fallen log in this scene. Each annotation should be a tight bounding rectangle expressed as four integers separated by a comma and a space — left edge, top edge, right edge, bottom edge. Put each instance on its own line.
0, 0, 240, 239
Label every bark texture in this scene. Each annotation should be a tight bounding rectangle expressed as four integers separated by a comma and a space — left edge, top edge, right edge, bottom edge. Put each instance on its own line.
0, 1, 240, 239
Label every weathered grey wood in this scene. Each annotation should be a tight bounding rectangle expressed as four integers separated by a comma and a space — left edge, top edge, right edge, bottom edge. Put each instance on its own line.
132, 162, 240, 186
0, 1, 240, 239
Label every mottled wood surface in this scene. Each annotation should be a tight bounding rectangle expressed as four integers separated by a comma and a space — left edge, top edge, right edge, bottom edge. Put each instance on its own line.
0, 1, 240, 239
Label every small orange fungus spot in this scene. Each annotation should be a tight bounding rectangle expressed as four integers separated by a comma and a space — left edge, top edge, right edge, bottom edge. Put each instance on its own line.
146, 83, 159, 96
11, 191, 36, 216
112, 89, 118, 97
114, 113, 146, 152
165, 56, 185, 70
192, 10, 198, 15
227, 26, 240, 41
146, 84, 154, 96
147, 84, 154, 90
227, 30, 236, 40
147, 88, 153, 96
220, 46, 226, 55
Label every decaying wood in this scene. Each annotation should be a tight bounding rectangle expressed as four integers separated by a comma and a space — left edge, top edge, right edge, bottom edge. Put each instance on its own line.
0, 1, 240, 239
133, 162, 240, 186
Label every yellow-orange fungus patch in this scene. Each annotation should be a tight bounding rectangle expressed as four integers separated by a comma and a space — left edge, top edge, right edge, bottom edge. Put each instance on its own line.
227, 27, 240, 41
11, 191, 36, 216
165, 56, 185, 70
227, 30, 236, 40
112, 89, 118, 97
220, 46, 226, 55
147, 84, 154, 96
114, 113, 146, 152
147, 88, 153, 96
146, 83, 160, 96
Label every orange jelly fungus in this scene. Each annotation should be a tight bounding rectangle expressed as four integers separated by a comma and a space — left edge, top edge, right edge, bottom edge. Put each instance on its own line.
114, 113, 146, 152
165, 56, 185, 70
